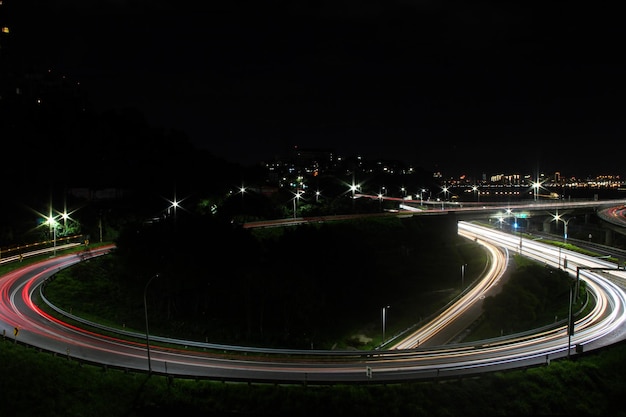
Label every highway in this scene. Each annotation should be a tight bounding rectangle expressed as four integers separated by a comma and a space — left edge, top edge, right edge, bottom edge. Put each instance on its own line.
1, 218, 626, 384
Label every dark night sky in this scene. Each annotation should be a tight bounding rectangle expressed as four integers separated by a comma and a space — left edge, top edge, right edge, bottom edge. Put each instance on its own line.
7, 1, 626, 178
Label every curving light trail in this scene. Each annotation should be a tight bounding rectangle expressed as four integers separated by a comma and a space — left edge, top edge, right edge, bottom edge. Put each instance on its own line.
390, 235, 508, 349
1, 224, 626, 384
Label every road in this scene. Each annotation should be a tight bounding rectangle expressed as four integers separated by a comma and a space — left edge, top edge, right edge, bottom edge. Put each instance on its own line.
598, 204, 626, 225
388, 234, 509, 349
2, 218, 626, 384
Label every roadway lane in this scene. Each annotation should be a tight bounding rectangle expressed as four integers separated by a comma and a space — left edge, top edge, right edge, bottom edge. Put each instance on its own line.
389, 236, 509, 349
598, 204, 626, 225
1, 225, 626, 384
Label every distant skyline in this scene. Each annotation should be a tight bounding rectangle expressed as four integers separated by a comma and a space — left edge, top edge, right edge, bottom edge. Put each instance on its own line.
6, 1, 625, 178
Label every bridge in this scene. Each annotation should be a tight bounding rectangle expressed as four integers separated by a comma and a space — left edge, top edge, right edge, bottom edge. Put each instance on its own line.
354, 194, 626, 247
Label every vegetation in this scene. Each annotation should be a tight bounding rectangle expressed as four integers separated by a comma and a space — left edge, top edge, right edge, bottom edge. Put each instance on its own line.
466, 255, 585, 341
1, 217, 622, 416
1, 335, 625, 416
42, 214, 485, 350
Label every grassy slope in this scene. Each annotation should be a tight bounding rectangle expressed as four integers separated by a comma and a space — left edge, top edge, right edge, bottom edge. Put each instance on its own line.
1, 339, 626, 417
2, 226, 626, 416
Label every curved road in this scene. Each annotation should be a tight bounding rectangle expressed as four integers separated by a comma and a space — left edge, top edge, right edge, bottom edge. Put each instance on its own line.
598, 204, 626, 228
1, 223, 626, 384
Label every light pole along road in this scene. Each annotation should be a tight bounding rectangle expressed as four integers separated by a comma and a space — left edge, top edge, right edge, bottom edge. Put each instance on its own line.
1, 223, 626, 385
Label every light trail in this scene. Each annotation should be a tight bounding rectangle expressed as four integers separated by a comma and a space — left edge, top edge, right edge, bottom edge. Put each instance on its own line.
390, 234, 508, 349
1, 224, 625, 384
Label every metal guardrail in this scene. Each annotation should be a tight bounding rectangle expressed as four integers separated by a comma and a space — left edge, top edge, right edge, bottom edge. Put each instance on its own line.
0, 243, 82, 265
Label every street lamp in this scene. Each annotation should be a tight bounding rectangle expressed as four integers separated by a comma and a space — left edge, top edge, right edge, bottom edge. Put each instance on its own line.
349, 172, 359, 211
382, 305, 390, 343
552, 210, 575, 243
551, 210, 574, 269
441, 185, 449, 210
461, 263, 467, 288
169, 198, 180, 222
293, 190, 303, 219
378, 187, 385, 211
506, 208, 523, 254
350, 183, 358, 210
144, 273, 159, 374
472, 185, 479, 202
46, 214, 58, 257
239, 184, 245, 212
531, 179, 543, 202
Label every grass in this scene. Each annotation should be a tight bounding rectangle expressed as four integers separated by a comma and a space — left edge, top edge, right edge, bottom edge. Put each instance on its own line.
1, 233, 625, 416
2, 338, 626, 417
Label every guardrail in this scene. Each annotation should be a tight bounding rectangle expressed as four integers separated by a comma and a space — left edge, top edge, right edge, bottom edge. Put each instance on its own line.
0, 243, 83, 265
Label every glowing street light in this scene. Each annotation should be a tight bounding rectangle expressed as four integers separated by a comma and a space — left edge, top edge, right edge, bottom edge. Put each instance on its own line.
531, 178, 544, 201
441, 185, 449, 210
349, 182, 359, 211
350, 183, 358, 198
169, 198, 180, 216
46, 214, 58, 257
551, 210, 575, 242
292, 190, 303, 219
506, 208, 523, 254
163, 192, 187, 224
239, 184, 246, 212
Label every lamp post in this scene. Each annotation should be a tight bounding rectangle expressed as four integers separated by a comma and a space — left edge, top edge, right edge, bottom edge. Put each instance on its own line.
532, 179, 541, 201
378, 188, 384, 212
350, 172, 358, 211
552, 211, 574, 243
168, 197, 180, 226
441, 185, 449, 210
144, 273, 159, 374
52, 220, 57, 256
239, 185, 245, 213
382, 305, 390, 343
507, 208, 522, 255
350, 183, 358, 211
46, 214, 58, 257
461, 263, 467, 288
567, 283, 574, 359
293, 191, 302, 219
552, 211, 574, 269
